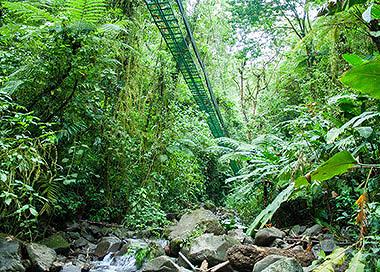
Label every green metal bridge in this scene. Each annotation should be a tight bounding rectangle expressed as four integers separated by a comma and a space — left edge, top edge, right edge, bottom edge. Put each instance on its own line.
144, 0, 228, 138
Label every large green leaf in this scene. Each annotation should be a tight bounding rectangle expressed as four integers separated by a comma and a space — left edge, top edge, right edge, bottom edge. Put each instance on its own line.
343, 54, 365, 66
247, 183, 294, 236
362, 4, 380, 23
310, 151, 357, 182
346, 251, 365, 272
326, 112, 379, 143
314, 247, 346, 272
340, 59, 380, 99
372, 4, 380, 19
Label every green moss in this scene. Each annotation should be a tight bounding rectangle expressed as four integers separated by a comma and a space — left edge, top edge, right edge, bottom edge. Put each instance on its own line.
39, 233, 70, 251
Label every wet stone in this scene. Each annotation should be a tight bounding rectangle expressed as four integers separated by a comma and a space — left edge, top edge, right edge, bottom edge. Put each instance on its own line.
320, 239, 336, 254
74, 237, 88, 248
254, 227, 286, 246
303, 225, 322, 237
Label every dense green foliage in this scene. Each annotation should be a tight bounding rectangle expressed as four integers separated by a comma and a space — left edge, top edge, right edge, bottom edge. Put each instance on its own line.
0, 0, 231, 234
1, 0, 379, 270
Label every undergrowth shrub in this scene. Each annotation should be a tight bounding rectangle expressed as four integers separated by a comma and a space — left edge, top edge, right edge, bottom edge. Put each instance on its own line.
0, 92, 58, 239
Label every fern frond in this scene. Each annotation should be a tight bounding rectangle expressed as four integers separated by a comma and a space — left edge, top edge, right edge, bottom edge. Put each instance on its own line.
65, 0, 106, 24
99, 21, 129, 34
3, 1, 55, 24
218, 137, 254, 151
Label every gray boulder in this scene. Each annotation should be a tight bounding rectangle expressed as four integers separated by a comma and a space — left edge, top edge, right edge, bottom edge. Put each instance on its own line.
88, 225, 102, 239
112, 227, 133, 240
168, 208, 224, 240
320, 239, 336, 254
228, 229, 247, 243
270, 238, 288, 249
182, 233, 240, 266
142, 256, 189, 272
167, 208, 224, 255
26, 243, 57, 271
289, 225, 306, 237
73, 237, 88, 248
253, 255, 284, 272
303, 225, 322, 237
94, 236, 122, 258
81, 232, 96, 243
66, 222, 80, 232
254, 228, 286, 246
60, 264, 81, 272
0, 237, 25, 272
261, 257, 303, 272
67, 232, 81, 240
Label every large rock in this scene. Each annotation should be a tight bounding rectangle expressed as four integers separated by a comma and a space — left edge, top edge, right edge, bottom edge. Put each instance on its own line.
320, 239, 336, 254
26, 243, 57, 271
167, 209, 224, 255
261, 257, 303, 272
81, 231, 96, 243
0, 237, 25, 272
289, 225, 306, 237
60, 264, 81, 272
302, 224, 322, 237
253, 255, 284, 272
182, 233, 239, 266
227, 229, 247, 243
254, 228, 285, 246
73, 237, 88, 248
112, 226, 133, 240
94, 236, 122, 258
39, 233, 70, 254
142, 256, 190, 272
168, 208, 224, 241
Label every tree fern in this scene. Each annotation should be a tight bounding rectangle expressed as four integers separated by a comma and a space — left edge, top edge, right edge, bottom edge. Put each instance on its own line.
65, 0, 106, 24
3, 1, 55, 24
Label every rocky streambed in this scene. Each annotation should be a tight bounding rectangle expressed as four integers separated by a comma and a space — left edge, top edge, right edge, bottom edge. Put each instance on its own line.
1, 208, 342, 272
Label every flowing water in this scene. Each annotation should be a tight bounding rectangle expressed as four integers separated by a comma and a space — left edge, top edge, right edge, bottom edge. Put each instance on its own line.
87, 239, 168, 272
89, 253, 139, 272
60, 238, 168, 272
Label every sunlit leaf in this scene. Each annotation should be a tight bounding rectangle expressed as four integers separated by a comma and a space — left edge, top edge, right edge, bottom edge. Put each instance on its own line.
0, 172, 7, 182
295, 176, 309, 188
314, 247, 346, 272
355, 127, 373, 138
29, 207, 38, 217
340, 59, 380, 99
310, 151, 356, 182
346, 251, 365, 272
343, 54, 364, 66
5, 198, 12, 205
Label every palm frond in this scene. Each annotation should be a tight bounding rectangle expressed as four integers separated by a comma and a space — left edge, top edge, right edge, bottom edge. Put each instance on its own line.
65, 0, 106, 24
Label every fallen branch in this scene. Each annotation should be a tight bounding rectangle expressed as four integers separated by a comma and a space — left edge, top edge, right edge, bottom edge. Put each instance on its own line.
208, 261, 230, 272
78, 219, 121, 228
285, 237, 319, 244
179, 252, 197, 271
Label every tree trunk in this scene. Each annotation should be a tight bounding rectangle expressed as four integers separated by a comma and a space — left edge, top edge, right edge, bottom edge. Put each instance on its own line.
239, 61, 249, 124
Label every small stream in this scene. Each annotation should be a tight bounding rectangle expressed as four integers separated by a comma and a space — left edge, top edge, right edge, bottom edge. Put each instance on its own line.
86, 239, 168, 272
89, 253, 139, 272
